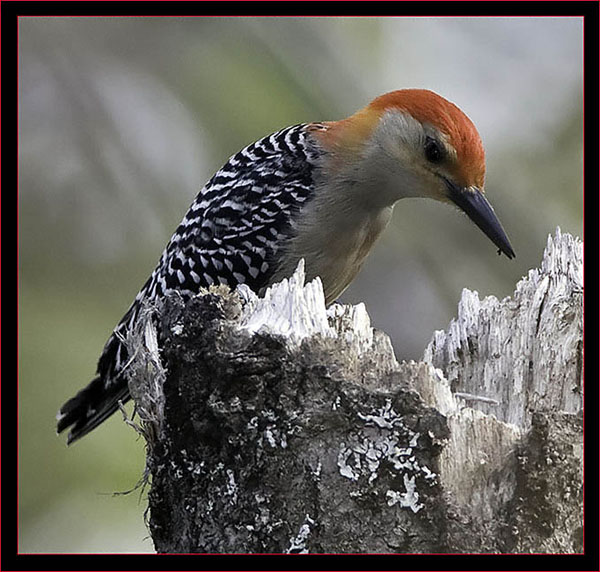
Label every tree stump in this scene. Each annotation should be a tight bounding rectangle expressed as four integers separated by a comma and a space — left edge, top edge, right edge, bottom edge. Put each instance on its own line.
124, 228, 583, 553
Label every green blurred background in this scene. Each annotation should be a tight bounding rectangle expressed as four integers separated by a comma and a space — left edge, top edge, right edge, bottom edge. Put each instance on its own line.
18, 17, 583, 552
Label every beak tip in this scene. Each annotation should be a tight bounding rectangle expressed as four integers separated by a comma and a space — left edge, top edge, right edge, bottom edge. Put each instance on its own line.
498, 246, 516, 260
446, 182, 514, 262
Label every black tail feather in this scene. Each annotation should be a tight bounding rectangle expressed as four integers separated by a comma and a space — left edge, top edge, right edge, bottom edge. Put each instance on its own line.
57, 315, 137, 444
57, 374, 131, 445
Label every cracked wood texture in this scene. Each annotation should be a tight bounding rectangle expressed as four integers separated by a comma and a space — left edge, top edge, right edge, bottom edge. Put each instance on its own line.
126, 229, 583, 553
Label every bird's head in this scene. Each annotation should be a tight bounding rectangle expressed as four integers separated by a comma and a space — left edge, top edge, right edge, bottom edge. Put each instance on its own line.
316, 89, 515, 259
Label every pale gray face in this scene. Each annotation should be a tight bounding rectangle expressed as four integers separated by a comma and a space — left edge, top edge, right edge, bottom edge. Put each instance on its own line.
362, 109, 459, 203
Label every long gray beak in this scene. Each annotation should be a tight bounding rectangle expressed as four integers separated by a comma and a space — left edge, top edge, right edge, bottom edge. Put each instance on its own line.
447, 183, 515, 259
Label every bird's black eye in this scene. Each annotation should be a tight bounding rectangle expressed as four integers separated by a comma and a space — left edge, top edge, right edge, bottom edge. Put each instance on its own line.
424, 137, 445, 164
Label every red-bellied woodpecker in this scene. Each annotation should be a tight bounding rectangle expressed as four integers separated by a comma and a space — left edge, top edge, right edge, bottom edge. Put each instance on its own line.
57, 89, 514, 444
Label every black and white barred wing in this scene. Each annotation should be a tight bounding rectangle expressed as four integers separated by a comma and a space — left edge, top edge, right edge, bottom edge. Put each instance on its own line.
156, 124, 321, 297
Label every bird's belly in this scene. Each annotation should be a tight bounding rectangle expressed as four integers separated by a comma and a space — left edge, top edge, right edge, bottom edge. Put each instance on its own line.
274, 206, 393, 305
314, 238, 373, 304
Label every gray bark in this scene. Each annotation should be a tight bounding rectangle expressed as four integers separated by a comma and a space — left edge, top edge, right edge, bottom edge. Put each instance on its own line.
125, 228, 583, 554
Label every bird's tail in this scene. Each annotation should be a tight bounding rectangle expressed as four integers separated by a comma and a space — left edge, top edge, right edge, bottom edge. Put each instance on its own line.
57, 328, 133, 445
56, 374, 130, 445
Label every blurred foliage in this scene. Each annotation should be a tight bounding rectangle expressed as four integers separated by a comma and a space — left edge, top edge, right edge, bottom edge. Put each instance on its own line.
18, 17, 583, 552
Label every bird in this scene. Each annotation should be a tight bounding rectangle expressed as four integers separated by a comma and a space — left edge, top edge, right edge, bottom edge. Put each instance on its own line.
57, 89, 515, 444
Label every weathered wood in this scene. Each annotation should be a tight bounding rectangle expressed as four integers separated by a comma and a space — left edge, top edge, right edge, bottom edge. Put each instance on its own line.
417, 228, 583, 552
125, 229, 583, 553
424, 228, 583, 428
